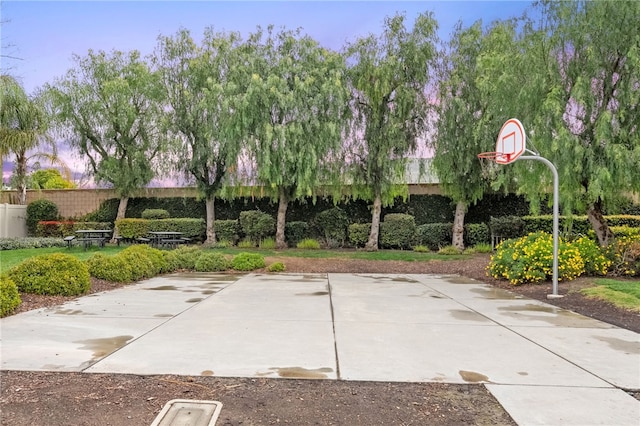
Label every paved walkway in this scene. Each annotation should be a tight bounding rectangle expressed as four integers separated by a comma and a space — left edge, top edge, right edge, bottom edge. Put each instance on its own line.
1, 273, 639, 425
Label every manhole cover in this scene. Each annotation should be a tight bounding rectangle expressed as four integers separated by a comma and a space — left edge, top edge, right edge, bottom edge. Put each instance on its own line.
151, 399, 223, 426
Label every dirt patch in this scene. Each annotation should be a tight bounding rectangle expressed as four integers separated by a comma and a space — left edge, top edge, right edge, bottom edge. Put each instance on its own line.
2, 254, 638, 425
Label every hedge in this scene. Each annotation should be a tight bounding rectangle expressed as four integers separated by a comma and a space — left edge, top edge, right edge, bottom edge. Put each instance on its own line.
380, 213, 416, 249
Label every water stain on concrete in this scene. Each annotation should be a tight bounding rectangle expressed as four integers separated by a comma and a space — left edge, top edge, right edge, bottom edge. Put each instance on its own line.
75, 335, 133, 360
517, 371, 529, 376
186, 298, 203, 303
444, 277, 478, 285
471, 287, 523, 300
201, 290, 217, 295
500, 303, 559, 314
430, 295, 446, 299
201, 370, 214, 376
154, 313, 173, 318
54, 309, 89, 315
295, 291, 329, 296
498, 303, 601, 327
449, 309, 487, 322
459, 370, 490, 383
594, 336, 640, 354
391, 277, 419, 283
260, 367, 333, 379
146, 285, 178, 291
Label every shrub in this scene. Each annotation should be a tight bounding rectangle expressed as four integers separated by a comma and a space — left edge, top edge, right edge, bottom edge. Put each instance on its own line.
9, 253, 90, 295
380, 213, 416, 249
297, 238, 321, 249
259, 237, 276, 249
36, 220, 75, 238
464, 223, 490, 246
490, 216, 525, 239
438, 245, 462, 255
348, 223, 371, 248
413, 245, 430, 253
26, 199, 59, 235
415, 223, 452, 250
232, 252, 266, 271
0, 237, 69, 250
194, 252, 231, 272
488, 232, 585, 285
215, 220, 240, 243
237, 239, 254, 248
119, 245, 168, 275
162, 245, 202, 271
0, 275, 21, 317
607, 235, 640, 276
86, 253, 134, 282
116, 249, 156, 281
212, 240, 232, 248
473, 243, 493, 254
141, 209, 170, 219
572, 237, 611, 276
266, 262, 286, 272
239, 211, 275, 244
315, 207, 349, 247
285, 221, 309, 245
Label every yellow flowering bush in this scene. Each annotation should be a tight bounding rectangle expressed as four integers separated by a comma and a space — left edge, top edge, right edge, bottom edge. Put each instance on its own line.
607, 235, 640, 276
488, 232, 584, 285
571, 236, 611, 276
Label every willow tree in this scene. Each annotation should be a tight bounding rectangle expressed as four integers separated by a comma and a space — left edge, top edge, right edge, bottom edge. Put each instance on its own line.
345, 12, 438, 250
155, 28, 245, 245
238, 26, 350, 249
0, 75, 66, 204
519, 0, 640, 246
47, 50, 165, 238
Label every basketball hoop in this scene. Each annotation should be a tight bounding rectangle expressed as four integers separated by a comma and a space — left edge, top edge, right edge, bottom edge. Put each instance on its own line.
477, 151, 509, 179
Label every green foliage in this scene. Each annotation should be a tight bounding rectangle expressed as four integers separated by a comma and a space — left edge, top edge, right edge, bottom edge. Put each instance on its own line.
464, 223, 490, 247
488, 232, 585, 285
86, 253, 134, 282
490, 216, 525, 239
215, 220, 240, 244
115, 218, 206, 240
83, 198, 119, 223
239, 211, 275, 244
582, 279, 640, 312
162, 245, 202, 271
194, 252, 231, 272
0, 275, 21, 317
116, 247, 157, 281
415, 223, 452, 251
259, 238, 276, 250
0, 237, 70, 250
315, 207, 350, 247
607, 235, 640, 277
237, 239, 254, 249
30, 168, 75, 189
120, 245, 168, 275
141, 209, 170, 219
285, 221, 309, 245
438, 245, 462, 255
297, 238, 321, 250
266, 262, 286, 272
572, 237, 611, 276
379, 213, 416, 249
9, 253, 90, 295
26, 199, 59, 235
472, 243, 493, 254
231, 252, 266, 271
412, 245, 430, 253
115, 219, 150, 239
348, 223, 371, 248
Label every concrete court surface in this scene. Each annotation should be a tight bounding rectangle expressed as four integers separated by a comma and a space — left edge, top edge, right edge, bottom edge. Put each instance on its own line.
1, 272, 638, 425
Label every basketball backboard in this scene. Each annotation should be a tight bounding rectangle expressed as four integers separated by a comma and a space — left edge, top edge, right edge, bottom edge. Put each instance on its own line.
495, 118, 526, 164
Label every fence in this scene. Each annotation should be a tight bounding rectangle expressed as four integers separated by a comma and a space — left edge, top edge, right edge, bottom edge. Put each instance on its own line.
0, 204, 28, 238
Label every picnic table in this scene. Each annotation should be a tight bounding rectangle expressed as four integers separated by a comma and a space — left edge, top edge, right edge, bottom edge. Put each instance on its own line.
148, 231, 189, 249
74, 229, 112, 250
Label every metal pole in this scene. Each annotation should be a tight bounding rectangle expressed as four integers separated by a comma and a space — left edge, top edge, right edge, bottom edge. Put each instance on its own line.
519, 155, 562, 298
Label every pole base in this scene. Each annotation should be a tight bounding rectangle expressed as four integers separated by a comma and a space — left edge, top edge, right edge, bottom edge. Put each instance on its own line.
547, 294, 564, 299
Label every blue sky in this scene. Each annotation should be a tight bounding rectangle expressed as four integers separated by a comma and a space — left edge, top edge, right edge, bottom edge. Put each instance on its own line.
2, 1, 535, 94
1, 0, 535, 184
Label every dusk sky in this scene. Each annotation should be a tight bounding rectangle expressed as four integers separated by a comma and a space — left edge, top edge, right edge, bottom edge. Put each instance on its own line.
1, 0, 535, 184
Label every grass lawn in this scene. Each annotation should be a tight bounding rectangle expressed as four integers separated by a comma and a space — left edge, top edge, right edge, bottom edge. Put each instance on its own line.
581, 278, 640, 311
0, 245, 467, 273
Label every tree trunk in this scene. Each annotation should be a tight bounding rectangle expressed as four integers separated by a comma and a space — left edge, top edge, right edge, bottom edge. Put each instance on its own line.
365, 193, 382, 251
587, 200, 614, 247
111, 196, 129, 243
204, 194, 216, 246
275, 188, 288, 249
15, 152, 28, 205
452, 200, 466, 251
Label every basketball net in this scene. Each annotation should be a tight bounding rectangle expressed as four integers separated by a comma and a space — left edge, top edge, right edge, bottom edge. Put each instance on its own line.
477, 151, 510, 180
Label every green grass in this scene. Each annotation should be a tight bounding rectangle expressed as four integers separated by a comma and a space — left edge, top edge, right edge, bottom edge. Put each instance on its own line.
0, 246, 125, 273
581, 278, 640, 312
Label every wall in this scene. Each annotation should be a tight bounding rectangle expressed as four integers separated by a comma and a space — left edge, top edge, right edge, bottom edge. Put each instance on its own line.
0, 185, 441, 219
0, 204, 28, 238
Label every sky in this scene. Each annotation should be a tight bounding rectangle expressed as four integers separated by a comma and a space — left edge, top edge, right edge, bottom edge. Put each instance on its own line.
1, 0, 536, 185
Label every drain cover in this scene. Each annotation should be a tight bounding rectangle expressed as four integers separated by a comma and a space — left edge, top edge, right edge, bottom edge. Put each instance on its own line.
151, 399, 223, 426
